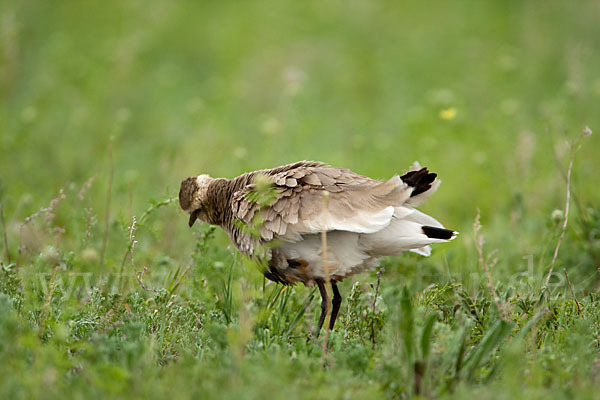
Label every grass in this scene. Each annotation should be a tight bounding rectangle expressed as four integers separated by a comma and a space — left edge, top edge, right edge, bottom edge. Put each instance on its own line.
1, 0, 600, 398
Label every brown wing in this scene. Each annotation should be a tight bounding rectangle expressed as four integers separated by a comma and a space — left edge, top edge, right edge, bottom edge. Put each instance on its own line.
230, 161, 413, 253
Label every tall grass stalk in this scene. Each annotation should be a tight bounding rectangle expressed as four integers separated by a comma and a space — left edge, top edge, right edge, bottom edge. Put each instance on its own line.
100, 138, 114, 268
0, 204, 9, 264
473, 210, 505, 318
119, 216, 138, 290
320, 190, 332, 357
544, 127, 592, 286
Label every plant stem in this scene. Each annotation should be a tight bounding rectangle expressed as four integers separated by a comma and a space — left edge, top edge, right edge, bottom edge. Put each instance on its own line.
0, 204, 10, 264
100, 138, 114, 268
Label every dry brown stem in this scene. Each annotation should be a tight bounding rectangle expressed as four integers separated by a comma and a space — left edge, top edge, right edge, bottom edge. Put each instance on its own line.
1, 204, 10, 264
563, 268, 583, 315
136, 266, 157, 293
321, 191, 331, 358
473, 210, 505, 318
370, 267, 384, 345
18, 188, 66, 260
77, 176, 95, 201
119, 216, 138, 290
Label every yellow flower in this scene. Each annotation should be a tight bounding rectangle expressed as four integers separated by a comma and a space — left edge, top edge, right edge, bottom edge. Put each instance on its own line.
439, 107, 457, 120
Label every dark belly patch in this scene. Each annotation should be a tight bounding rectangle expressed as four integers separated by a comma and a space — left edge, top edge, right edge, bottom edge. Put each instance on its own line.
264, 258, 309, 285
287, 258, 308, 269
263, 267, 293, 285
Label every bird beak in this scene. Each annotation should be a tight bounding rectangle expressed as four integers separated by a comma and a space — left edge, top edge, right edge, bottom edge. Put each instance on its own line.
188, 210, 199, 227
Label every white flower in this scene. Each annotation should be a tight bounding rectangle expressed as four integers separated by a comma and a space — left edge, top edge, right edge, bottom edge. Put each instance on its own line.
551, 209, 564, 222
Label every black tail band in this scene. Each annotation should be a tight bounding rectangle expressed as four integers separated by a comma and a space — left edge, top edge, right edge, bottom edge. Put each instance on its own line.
401, 168, 437, 197
422, 225, 454, 240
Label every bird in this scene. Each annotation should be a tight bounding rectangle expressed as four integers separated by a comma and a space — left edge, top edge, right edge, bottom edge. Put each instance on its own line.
179, 161, 456, 335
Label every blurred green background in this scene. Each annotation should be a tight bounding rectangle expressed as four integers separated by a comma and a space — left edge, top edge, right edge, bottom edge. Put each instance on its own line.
1, 0, 600, 398
3, 0, 598, 217
2, 0, 599, 281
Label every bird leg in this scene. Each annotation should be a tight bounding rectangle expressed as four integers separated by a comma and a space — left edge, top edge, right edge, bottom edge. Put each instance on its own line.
329, 281, 342, 330
315, 280, 343, 336
316, 279, 329, 337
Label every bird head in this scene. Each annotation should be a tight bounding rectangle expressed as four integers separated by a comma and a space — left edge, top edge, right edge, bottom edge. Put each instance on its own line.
179, 174, 214, 227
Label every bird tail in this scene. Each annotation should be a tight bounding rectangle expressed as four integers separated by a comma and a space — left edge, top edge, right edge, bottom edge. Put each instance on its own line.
401, 163, 442, 208
360, 208, 458, 257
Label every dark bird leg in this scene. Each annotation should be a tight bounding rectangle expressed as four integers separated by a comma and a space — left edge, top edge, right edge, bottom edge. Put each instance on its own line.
316, 279, 329, 337
329, 281, 342, 330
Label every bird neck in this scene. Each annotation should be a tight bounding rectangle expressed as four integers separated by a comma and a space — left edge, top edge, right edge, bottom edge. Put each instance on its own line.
205, 178, 234, 225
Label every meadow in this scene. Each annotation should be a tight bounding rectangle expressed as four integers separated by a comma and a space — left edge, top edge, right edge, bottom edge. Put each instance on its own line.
1, 0, 600, 398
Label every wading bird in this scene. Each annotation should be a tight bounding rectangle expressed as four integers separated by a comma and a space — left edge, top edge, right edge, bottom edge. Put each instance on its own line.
179, 161, 456, 335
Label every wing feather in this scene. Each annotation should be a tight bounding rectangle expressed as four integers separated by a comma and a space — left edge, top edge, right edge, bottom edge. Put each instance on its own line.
229, 162, 417, 250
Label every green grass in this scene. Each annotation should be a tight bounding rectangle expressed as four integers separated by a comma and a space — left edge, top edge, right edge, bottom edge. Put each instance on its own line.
1, 0, 600, 398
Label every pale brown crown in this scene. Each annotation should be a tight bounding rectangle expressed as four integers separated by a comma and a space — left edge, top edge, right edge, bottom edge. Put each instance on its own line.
179, 175, 214, 211
178, 177, 198, 213
179, 175, 216, 227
